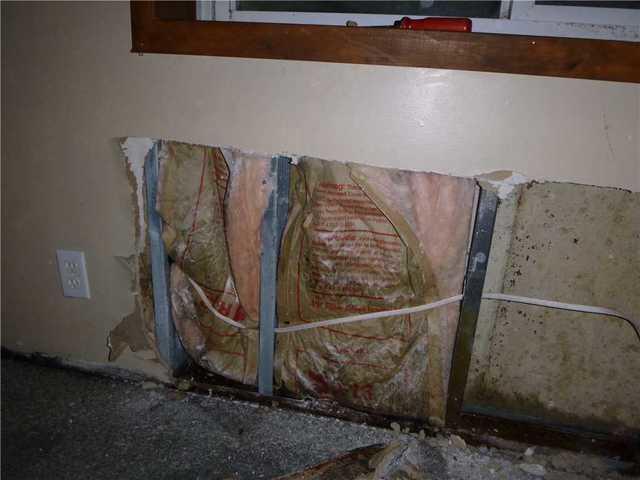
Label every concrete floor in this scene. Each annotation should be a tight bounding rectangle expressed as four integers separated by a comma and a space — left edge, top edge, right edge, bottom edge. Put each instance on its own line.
2, 357, 636, 479
1, 357, 399, 479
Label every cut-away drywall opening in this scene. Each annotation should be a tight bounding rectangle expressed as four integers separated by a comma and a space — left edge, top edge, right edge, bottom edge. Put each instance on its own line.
117, 137, 639, 453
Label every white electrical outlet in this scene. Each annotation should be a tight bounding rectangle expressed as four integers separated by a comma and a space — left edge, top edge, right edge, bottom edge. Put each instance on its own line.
56, 250, 91, 299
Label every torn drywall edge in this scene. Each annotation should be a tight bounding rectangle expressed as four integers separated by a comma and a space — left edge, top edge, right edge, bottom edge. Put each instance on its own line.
108, 252, 159, 365
126, 134, 640, 196
285, 155, 532, 201
121, 137, 154, 250
279, 152, 532, 196
109, 255, 145, 361
123, 136, 534, 203
113, 138, 163, 367
141, 134, 278, 166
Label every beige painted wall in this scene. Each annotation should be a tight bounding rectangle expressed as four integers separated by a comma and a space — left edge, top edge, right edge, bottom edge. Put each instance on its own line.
2, 2, 638, 375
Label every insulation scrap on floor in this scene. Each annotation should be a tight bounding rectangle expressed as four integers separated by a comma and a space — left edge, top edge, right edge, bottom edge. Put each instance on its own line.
158, 141, 272, 385
276, 158, 476, 419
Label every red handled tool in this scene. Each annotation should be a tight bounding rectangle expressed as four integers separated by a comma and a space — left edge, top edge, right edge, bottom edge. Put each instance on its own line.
394, 17, 472, 32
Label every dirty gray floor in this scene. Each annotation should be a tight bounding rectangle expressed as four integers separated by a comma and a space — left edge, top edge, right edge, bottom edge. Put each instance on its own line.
1, 357, 636, 479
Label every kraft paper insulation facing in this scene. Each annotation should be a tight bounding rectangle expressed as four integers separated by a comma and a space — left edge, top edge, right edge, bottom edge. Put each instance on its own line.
277, 159, 475, 419
158, 141, 475, 420
159, 142, 273, 385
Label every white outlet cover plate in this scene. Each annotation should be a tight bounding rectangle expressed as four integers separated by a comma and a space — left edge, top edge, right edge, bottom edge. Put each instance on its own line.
56, 250, 91, 299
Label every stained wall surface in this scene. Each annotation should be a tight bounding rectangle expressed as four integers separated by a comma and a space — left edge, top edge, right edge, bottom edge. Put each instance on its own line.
2, 1, 639, 384
466, 183, 640, 432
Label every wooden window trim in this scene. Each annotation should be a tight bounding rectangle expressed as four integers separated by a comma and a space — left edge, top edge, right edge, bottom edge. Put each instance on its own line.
131, 1, 638, 85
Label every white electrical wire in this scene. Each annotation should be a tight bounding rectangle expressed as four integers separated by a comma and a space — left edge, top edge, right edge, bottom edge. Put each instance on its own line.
187, 276, 639, 341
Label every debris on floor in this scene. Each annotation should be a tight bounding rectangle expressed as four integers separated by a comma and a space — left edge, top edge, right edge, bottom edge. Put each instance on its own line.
2, 357, 637, 480
279, 432, 638, 480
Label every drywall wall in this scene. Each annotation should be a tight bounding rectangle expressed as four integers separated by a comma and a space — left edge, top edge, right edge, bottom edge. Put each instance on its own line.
1, 2, 639, 377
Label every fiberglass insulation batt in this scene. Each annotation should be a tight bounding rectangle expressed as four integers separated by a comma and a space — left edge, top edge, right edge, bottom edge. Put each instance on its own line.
159, 142, 272, 385
157, 142, 475, 420
277, 158, 475, 419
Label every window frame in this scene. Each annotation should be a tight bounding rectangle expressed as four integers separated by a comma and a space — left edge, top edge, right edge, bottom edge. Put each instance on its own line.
130, 1, 640, 84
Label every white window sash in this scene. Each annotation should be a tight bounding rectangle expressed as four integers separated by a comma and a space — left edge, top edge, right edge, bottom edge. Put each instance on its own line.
197, 1, 639, 42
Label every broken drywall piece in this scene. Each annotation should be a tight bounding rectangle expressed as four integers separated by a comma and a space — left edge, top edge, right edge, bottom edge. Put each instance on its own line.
130, 349, 157, 361
108, 306, 151, 361
108, 255, 155, 361
476, 170, 530, 199
108, 346, 172, 383
107, 250, 158, 363
114, 254, 137, 274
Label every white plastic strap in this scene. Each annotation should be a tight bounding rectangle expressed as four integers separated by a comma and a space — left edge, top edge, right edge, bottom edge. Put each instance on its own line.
187, 277, 249, 330
274, 295, 464, 333
187, 276, 639, 341
482, 293, 639, 341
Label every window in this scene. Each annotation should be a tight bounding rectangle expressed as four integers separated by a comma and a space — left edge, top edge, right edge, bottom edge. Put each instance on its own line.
197, 0, 640, 41
237, 1, 503, 17
508, 0, 640, 40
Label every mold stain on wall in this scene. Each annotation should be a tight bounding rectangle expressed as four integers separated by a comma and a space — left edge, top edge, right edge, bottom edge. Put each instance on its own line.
466, 182, 640, 434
